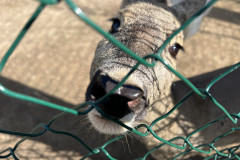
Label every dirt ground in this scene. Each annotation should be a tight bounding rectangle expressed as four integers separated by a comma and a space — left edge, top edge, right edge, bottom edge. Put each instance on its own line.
0, 0, 239, 159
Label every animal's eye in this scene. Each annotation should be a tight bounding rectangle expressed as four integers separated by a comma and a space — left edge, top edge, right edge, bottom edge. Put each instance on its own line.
109, 18, 121, 34
168, 43, 184, 58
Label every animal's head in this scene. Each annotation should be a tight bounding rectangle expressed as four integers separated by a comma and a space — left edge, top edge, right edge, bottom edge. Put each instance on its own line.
86, 0, 208, 134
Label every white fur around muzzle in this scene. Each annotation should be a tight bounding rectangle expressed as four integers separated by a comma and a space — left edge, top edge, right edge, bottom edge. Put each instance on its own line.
88, 108, 137, 135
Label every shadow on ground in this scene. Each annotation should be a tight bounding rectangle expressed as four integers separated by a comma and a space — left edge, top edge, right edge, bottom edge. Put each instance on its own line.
0, 76, 154, 160
209, 7, 240, 25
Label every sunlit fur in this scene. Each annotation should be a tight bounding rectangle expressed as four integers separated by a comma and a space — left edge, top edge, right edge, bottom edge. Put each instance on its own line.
87, 0, 213, 159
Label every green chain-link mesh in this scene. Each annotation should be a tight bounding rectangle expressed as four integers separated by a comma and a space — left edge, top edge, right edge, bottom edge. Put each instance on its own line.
0, 0, 239, 159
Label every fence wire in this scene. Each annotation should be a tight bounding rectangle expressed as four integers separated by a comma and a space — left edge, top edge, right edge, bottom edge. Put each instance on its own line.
0, 0, 239, 159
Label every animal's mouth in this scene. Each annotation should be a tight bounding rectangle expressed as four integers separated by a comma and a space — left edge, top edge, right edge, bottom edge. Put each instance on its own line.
86, 72, 147, 134
88, 109, 137, 134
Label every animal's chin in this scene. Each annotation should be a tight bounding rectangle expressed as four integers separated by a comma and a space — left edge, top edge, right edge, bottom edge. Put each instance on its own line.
88, 109, 138, 135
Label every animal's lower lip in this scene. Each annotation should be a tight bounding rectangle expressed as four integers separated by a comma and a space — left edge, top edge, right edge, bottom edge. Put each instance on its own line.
95, 114, 106, 120
88, 110, 125, 134
90, 110, 108, 121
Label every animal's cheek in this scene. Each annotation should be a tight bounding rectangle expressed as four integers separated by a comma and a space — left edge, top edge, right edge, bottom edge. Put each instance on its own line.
143, 65, 174, 104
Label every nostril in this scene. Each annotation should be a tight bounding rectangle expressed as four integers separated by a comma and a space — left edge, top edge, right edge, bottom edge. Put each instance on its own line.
89, 75, 144, 119
119, 85, 143, 100
99, 75, 144, 100
98, 75, 116, 94
90, 78, 106, 100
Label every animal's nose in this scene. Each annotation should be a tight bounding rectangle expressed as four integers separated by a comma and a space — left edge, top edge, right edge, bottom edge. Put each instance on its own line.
99, 76, 144, 100
90, 75, 144, 119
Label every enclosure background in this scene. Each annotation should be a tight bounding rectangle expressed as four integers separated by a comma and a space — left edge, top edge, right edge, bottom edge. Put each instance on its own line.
0, 0, 239, 159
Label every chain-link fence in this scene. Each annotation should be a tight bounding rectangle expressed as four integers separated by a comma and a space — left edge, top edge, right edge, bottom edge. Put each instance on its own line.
0, 0, 239, 159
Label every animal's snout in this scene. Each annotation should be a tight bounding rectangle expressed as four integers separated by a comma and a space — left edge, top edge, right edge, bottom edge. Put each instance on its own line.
89, 75, 145, 119
99, 76, 144, 100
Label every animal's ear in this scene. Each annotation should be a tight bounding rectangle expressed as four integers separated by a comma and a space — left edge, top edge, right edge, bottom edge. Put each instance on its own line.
167, 0, 211, 39
120, 0, 137, 8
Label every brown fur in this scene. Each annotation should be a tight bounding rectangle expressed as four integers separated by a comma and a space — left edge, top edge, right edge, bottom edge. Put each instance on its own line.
86, 0, 239, 159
